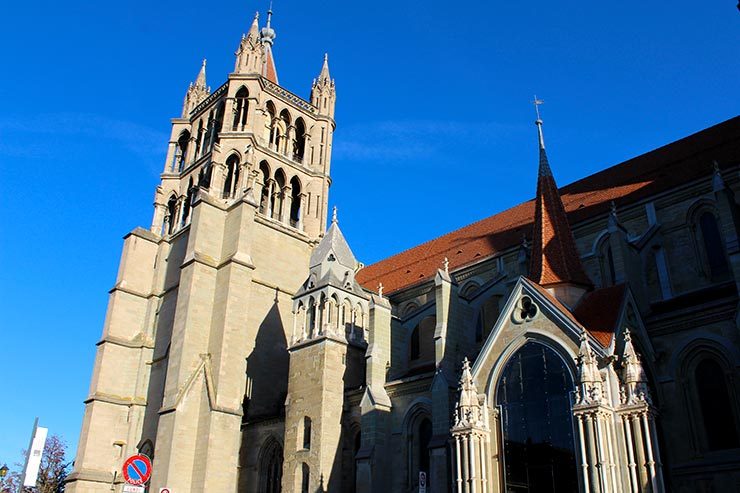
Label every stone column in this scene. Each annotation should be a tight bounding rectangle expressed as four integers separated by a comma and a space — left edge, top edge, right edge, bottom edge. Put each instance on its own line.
281, 186, 291, 225
164, 140, 177, 173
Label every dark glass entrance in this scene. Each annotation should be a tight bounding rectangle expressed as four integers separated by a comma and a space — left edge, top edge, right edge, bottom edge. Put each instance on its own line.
496, 342, 578, 493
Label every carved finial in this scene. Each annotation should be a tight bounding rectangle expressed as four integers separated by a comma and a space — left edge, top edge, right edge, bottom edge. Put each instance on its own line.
713, 160, 726, 191
443, 257, 449, 274
378, 283, 384, 297
332, 206, 338, 224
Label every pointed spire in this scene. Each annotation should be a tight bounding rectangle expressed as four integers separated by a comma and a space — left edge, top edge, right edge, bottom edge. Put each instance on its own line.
318, 53, 331, 83
259, 5, 278, 83
529, 99, 592, 290
248, 11, 260, 38
575, 332, 604, 405
181, 59, 210, 117
620, 328, 652, 405
195, 59, 207, 89
260, 3, 276, 46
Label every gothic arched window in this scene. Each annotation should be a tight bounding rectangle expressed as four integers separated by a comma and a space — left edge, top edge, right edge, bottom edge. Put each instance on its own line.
697, 211, 729, 279
289, 176, 302, 228
232, 87, 249, 131
176, 130, 190, 171
695, 358, 739, 451
409, 316, 436, 364
166, 196, 178, 234
475, 294, 501, 343
294, 117, 306, 162
405, 411, 432, 489
258, 439, 283, 493
259, 161, 271, 215
598, 235, 616, 287
223, 155, 240, 199
496, 342, 578, 492
301, 463, 310, 493
302, 416, 312, 450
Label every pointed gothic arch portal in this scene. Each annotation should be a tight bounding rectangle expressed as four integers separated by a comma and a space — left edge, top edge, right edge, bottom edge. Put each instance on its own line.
496, 341, 578, 493
258, 438, 283, 493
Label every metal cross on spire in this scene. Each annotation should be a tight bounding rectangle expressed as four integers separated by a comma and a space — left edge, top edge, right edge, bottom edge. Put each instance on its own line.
533, 95, 544, 122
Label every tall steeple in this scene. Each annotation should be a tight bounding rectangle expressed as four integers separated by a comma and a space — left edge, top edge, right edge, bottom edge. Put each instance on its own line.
529, 98, 592, 305
181, 59, 210, 118
260, 5, 278, 83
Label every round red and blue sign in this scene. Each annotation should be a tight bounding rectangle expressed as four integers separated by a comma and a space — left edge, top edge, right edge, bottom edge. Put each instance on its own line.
122, 454, 152, 485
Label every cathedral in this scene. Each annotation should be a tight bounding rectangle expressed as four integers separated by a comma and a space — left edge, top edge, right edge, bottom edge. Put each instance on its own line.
66, 9, 740, 493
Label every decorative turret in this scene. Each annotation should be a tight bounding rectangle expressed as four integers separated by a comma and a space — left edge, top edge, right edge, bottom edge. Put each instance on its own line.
311, 53, 336, 118
452, 359, 488, 430
292, 208, 369, 344
575, 332, 605, 405
451, 358, 492, 492
528, 98, 592, 306
620, 329, 652, 405
181, 59, 210, 118
234, 12, 264, 75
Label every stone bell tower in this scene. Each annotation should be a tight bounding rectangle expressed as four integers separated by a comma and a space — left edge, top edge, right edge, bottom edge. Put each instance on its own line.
66, 9, 338, 493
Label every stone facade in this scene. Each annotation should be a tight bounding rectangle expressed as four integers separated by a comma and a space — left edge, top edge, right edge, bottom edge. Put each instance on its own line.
67, 9, 740, 493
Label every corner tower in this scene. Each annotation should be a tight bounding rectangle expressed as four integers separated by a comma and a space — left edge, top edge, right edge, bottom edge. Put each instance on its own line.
67, 9, 338, 493
282, 209, 369, 492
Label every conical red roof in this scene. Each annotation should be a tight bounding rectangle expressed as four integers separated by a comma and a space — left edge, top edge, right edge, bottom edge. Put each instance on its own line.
529, 122, 592, 288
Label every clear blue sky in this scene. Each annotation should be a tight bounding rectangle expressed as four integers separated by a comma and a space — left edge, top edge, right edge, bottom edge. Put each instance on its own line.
0, 0, 738, 465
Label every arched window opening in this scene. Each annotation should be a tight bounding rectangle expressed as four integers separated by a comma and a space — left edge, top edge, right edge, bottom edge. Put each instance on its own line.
294, 118, 306, 162
695, 358, 739, 451
475, 295, 501, 343
194, 120, 204, 159
223, 155, 240, 199
307, 298, 316, 338
698, 212, 729, 279
418, 418, 432, 476
598, 236, 616, 287
202, 110, 215, 153
303, 417, 312, 450
267, 102, 277, 149
213, 101, 225, 145
406, 413, 432, 488
259, 439, 283, 493
279, 109, 292, 155
289, 177, 302, 228
301, 463, 310, 493
273, 170, 286, 221
410, 326, 420, 361
497, 342, 578, 493
409, 316, 436, 364
181, 178, 194, 226
166, 196, 178, 234
176, 131, 190, 171
259, 161, 271, 215
232, 87, 249, 131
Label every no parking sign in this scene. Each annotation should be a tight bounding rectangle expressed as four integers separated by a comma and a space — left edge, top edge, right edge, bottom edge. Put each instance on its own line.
122, 454, 152, 485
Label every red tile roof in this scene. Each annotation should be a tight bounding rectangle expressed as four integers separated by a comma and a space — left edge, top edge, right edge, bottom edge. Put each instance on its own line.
530, 139, 593, 288
526, 280, 625, 347
356, 116, 740, 294
263, 46, 278, 84
573, 284, 627, 347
